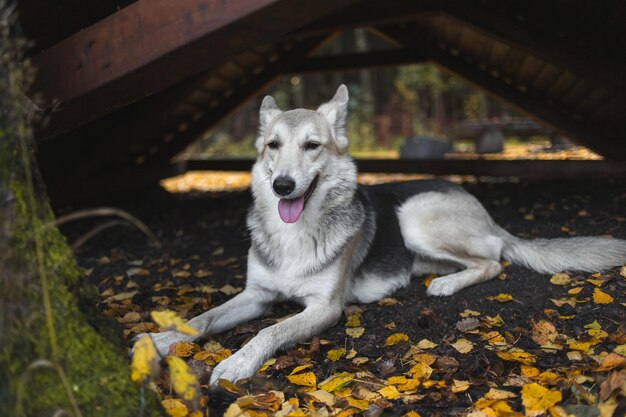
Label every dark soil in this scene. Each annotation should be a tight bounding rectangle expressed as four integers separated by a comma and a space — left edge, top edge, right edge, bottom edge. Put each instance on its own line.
60, 177, 626, 416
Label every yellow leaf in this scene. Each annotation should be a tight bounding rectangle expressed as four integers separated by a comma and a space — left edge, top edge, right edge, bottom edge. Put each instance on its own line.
460, 309, 481, 317
568, 340, 591, 352
409, 363, 433, 380
482, 331, 507, 345
586, 278, 605, 286
131, 334, 160, 384
166, 356, 200, 406
412, 353, 437, 365
385, 333, 410, 346
485, 388, 517, 400
417, 339, 438, 350
487, 293, 513, 302
497, 350, 536, 365
346, 327, 364, 338
345, 311, 362, 328
327, 348, 345, 362
521, 383, 562, 416
259, 358, 276, 372
404, 411, 421, 417
319, 372, 354, 392
346, 397, 370, 410
397, 378, 420, 392
593, 288, 614, 304
521, 365, 540, 378
346, 349, 357, 359
173, 342, 200, 358
452, 338, 474, 354
621, 265, 626, 278
162, 399, 189, 417
151, 310, 198, 335
549, 273, 571, 286
451, 379, 470, 393
287, 371, 317, 387
290, 364, 313, 375
377, 385, 400, 399
483, 314, 505, 327
568, 287, 583, 295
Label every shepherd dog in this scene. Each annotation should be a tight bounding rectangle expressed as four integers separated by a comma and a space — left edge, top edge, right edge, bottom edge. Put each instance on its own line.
142, 85, 626, 385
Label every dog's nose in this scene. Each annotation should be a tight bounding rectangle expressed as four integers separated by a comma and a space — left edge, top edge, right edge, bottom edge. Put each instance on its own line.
273, 176, 295, 196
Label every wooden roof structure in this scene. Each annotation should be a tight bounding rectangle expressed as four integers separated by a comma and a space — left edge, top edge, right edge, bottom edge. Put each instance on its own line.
17, 0, 626, 202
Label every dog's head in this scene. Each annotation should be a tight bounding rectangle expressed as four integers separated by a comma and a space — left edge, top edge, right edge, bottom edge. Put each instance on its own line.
252, 85, 352, 224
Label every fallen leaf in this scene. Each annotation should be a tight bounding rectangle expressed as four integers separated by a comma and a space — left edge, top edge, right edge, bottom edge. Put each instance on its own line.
497, 349, 536, 365
377, 298, 400, 306
521, 383, 562, 416
162, 399, 189, 417
167, 356, 200, 409
451, 379, 470, 393
487, 293, 514, 302
531, 320, 558, 345
451, 338, 474, 354
327, 348, 345, 362
550, 273, 571, 286
599, 370, 626, 400
385, 333, 409, 346
595, 353, 626, 372
319, 372, 354, 392
417, 339, 438, 350
568, 287, 583, 295
346, 327, 364, 338
172, 342, 200, 358
377, 385, 400, 399
131, 334, 160, 384
151, 310, 198, 335
306, 390, 336, 406
219, 284, 242, 295
456, 317, 482, 333
593, 288, 614, 304
408, 363, 433, 380
286, 371, 317, 387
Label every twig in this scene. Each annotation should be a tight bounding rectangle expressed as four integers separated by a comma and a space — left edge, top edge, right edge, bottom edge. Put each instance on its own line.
52, 207, 161, 247
71, 219, 133, 251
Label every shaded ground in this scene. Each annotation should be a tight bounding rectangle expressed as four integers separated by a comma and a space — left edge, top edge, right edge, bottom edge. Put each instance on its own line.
61, 176, 626, 416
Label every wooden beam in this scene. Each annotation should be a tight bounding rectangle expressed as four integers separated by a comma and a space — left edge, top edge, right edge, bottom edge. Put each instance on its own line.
377, 25, 625, 159
283, 49, 427, 74
439, 1, 626, 95
31, 0, 357, 138
184, 158, 626, 180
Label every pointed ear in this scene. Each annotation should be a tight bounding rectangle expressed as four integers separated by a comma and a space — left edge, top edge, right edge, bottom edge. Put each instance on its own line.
256, 95, 282, 152
317, 84, 349, 152
259, 95, 282, 132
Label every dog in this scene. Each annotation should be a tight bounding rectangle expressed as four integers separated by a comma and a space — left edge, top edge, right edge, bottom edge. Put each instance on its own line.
144, 85, 626, 386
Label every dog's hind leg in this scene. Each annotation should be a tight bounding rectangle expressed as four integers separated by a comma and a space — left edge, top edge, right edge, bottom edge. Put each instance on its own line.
146, 286, 275, 356
397, 190, 504, 296
426, 258, 502, 296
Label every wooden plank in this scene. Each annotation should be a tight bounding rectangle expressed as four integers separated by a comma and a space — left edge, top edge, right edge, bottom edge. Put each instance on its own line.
283, 49, 428, 74
378, 25, 625, 158
439, 1, 626, 95
184, 158, 626, 179
31, 0, 357, 138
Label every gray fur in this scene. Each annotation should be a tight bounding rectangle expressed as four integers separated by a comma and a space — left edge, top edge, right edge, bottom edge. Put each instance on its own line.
137, 85, 626, 386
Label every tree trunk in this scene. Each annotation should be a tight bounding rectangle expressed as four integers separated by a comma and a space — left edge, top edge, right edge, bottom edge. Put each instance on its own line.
0, 5, 164, 417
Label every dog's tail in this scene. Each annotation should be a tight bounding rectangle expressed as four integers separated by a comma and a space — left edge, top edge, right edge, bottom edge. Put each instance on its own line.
497, 228, 626, 274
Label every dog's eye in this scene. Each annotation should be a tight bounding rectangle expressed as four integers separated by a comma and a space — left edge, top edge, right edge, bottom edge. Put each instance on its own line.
304, 142, 320, 151
267, 141, 280, 150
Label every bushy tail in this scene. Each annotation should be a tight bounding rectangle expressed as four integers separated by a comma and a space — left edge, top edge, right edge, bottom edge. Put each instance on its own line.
498, 229, 626, 274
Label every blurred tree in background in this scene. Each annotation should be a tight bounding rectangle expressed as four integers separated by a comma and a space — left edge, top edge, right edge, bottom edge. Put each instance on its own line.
183, 30, 516, 158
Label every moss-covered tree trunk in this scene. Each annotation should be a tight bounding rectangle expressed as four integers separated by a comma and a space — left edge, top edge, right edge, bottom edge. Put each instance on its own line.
0, 4, 163, 416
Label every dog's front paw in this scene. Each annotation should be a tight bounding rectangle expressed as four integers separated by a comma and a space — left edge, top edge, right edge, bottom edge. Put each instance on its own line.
209, 351, 262, 387
426, 277, 458, 297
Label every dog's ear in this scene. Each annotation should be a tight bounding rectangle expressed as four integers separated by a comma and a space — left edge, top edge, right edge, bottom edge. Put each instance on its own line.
317, 84, 349, 152
256, 95, 282, 152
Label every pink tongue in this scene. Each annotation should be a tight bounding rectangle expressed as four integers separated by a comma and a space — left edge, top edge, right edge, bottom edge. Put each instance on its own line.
278, 196, 305, 223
